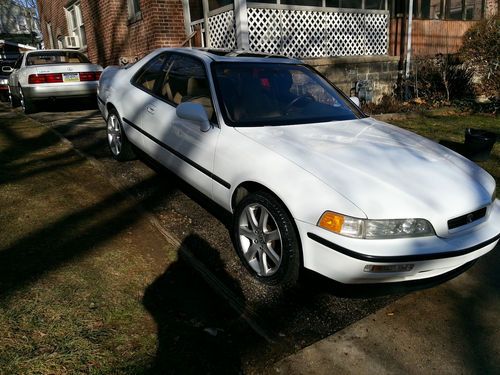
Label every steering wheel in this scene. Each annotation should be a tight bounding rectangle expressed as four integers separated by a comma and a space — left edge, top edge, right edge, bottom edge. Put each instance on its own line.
285, 94, 314, 114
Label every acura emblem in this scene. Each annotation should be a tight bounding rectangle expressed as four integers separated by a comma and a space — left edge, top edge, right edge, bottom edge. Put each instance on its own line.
466, 213, 474, 224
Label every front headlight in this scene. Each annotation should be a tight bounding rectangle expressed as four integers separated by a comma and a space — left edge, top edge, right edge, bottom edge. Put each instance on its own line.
318, 211, 435, 239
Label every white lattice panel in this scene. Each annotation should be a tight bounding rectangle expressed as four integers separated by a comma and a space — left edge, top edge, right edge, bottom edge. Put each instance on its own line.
248, 7, 282, 55
364, 13, 388, 55
281, 10, 326, 58
326, 12, 365, 56
247, 7, 388, 58
209, 11, 236, 49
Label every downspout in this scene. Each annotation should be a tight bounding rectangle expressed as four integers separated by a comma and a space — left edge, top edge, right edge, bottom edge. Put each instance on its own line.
405, 0, 414, 79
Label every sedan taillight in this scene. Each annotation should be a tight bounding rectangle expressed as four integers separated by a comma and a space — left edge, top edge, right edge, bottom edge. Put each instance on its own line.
79, 72, 101, 81
29, 73, 63, 84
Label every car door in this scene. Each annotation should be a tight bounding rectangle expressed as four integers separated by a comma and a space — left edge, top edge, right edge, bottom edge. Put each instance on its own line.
139, 53, 221, 199
121, 52, 169, 148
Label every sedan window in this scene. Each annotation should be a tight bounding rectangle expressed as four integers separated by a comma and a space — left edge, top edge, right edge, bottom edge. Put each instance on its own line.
26, 51, 90, 66
214, 63, 363, 126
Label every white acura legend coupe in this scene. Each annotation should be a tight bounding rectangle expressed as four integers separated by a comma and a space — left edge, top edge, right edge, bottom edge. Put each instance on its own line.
98, 48, 499, 287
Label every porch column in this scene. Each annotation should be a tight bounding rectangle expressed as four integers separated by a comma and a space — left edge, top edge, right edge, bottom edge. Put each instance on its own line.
234, 0, 249, 50
202, 0, 211, 47
181, 0, 191, 38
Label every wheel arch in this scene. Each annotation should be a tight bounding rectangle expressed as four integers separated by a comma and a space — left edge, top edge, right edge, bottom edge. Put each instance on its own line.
106, 101, 117, 116
231, 181, 304, 267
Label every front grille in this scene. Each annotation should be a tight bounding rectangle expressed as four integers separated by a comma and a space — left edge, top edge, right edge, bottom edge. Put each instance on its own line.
448, 207, 487, 230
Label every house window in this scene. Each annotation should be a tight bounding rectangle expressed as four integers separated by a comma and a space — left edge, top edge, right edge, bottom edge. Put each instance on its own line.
365, 0, 386, 9
189, 0, 203, 21
402, 0, 484, 20
341, 0, 363, 8
208, 0, 233, 10
65, 2, 87, 48
128, 0, 142, 22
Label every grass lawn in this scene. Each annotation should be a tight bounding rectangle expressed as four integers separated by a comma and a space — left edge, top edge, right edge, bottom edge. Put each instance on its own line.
0, 107, 498, 374
385, 110, 499, 198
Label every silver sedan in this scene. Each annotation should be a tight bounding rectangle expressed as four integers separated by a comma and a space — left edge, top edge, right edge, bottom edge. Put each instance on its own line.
8, 49, 103, 113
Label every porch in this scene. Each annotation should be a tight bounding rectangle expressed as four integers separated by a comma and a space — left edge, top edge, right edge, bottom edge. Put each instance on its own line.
183, 0, 391, 58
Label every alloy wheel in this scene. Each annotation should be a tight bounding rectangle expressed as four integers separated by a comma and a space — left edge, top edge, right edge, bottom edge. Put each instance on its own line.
107, 113, 122, 156
238, 203, 283, 276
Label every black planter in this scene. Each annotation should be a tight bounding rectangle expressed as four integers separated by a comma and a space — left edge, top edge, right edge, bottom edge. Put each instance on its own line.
464, 128, 497, 161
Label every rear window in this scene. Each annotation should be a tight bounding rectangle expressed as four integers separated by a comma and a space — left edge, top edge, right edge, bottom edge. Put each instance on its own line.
26, 51, 90, 66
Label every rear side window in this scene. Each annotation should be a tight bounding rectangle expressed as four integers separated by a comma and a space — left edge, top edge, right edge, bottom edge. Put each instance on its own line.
26, 51, 90, 66
132, 53, 168, 93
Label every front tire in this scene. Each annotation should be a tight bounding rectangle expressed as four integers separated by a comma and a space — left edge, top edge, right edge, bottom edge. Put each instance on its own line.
233, 191, 300, 287
107, 109, 136, 161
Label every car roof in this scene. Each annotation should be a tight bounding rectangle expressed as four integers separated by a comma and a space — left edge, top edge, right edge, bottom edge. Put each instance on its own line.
155, 47, 302, 64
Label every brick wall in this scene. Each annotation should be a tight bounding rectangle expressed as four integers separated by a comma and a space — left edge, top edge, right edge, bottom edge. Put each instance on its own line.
37, 0, 186, 67
304, 55, 400, 103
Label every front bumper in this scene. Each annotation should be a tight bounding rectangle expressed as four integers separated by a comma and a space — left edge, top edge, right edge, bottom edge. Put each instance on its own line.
298, 199, 500, 284
23, 81, 98, 100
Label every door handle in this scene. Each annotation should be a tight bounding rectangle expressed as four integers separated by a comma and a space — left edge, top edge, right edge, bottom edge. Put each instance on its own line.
146, 105, 156, 114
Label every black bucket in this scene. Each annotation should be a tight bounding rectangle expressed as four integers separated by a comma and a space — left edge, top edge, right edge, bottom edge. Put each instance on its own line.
464, 128, 497, 161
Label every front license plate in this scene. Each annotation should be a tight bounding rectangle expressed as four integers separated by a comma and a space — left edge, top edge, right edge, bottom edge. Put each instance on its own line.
63, 73, 80, 82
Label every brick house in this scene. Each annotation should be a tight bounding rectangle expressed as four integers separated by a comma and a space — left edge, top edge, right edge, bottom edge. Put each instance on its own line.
36, 0, 186, 67
36, 0, 498, 100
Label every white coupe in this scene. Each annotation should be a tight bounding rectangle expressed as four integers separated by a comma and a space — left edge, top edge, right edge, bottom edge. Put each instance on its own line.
97, 48, 499, 287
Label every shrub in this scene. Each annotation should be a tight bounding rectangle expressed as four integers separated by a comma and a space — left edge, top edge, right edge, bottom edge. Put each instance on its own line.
411, 54, 474, 102
460, 17, 500, 100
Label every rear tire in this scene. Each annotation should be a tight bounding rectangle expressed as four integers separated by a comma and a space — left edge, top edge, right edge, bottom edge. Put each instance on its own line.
20, 87, 36, 114
232, 191, 301, 287
107, 109, 136, 161
8, 87, 20, 108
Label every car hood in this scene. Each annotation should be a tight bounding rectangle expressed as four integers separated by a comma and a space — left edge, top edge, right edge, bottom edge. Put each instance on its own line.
235, 117, 495, 236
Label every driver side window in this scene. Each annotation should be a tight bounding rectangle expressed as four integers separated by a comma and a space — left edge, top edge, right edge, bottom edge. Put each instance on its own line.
157, 54, 215, 120
290, 70, 339, 107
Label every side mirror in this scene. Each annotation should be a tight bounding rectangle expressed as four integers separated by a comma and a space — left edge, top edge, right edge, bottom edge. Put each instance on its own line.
2, 66, 13, 73
176, 102, 211, 132
350, 96, 361, 107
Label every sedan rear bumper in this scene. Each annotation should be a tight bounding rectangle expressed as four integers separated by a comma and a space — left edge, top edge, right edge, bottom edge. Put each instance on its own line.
23, 82, 98, 100
299, 199, 500, 284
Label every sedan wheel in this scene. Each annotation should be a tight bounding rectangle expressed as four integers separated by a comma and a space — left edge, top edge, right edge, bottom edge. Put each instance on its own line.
19, 87, 36, 114
107, 110, 136, 161
8, 86, 20, 108
233, 191, 300, 286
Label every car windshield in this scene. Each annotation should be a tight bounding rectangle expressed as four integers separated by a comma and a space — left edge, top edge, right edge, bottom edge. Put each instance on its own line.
26, 51, 90, 66
213, 62, 363, 126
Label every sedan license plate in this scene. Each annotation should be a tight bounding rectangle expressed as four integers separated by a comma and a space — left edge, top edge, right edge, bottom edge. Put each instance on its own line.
63, 73, 80, 82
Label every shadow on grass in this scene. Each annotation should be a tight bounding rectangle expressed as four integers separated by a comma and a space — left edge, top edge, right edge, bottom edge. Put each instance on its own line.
143, 234, 246, 374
